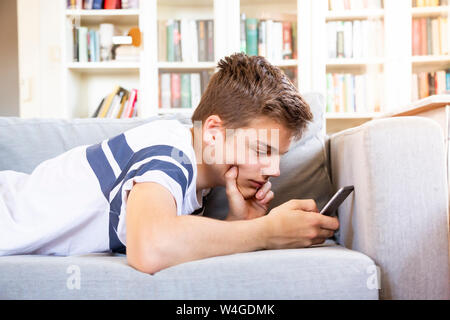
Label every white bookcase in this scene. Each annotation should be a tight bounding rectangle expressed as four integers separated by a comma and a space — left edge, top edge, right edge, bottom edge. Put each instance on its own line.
58, 0, 450, 133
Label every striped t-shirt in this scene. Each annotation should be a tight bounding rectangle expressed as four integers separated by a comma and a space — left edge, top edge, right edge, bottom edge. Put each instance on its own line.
0, 120, 206, 256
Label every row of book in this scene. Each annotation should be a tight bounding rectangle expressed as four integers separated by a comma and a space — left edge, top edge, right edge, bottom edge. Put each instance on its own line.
159, 71, 213, 109
240, 15, 297, 61
67, 0, 138, 10
412, 70, 450, 101
412, 18, 449, 56
328, 0, 384, 11
92, 86, 138, 118
71, 25, 140, 62
412, 0, 448, 7
327, 20, 384, 59
72, 27, 100, 62
158, 20, 214, 62
326, 73, 383, 113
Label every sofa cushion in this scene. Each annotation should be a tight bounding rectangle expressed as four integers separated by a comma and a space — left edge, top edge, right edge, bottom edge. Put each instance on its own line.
203, 92, 335, 218
0, 114, 193, 174
0, 243, 378, 300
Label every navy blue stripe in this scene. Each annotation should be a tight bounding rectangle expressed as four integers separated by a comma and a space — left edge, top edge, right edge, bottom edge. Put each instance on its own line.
86, 143, 116, 199
107, 133, 134, 171
109, 159, 188, 218
111, 145, 193, 192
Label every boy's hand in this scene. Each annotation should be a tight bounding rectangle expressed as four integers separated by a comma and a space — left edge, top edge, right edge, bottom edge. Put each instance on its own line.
225, 166, 274, 221
262, 199, 339, 249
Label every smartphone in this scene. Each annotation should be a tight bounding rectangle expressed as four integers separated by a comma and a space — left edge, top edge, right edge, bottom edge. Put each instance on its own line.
320, 186, 355, 216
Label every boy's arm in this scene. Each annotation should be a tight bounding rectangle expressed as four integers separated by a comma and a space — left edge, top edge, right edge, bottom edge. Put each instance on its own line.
126, 182, 268, 274
126, 182, 339, 274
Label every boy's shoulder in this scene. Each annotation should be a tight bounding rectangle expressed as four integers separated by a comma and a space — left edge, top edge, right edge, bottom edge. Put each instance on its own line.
122, 119, 194, 156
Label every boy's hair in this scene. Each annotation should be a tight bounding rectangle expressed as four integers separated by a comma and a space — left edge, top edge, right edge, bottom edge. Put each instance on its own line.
191, 53, 314, 140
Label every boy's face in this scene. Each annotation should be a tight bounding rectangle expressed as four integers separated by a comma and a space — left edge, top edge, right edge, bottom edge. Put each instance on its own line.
201, 115, 293, 199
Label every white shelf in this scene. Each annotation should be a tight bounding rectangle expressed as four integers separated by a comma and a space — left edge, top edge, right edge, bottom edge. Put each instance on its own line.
326, 9, 385, 21
412, 55, 450, 67
326, 58, 384, 68
411, 6, 449, 18
157, 108, 195, 114
65, 9, 140, 24
67, 62, 141, 73
326, 112, 383, 119
157, 62, 216, 70
273, 59, 298, 67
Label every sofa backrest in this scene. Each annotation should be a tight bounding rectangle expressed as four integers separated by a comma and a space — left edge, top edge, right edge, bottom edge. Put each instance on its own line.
0, 92, 334, 214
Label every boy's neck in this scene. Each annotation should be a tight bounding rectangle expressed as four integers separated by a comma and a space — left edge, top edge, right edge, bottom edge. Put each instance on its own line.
190, 127, 216, 192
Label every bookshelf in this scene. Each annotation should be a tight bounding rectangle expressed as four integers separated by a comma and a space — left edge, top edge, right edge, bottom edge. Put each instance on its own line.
55, 0, 449, 134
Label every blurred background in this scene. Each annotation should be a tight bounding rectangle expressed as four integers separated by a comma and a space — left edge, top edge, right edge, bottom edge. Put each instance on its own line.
0, 0, 448, 134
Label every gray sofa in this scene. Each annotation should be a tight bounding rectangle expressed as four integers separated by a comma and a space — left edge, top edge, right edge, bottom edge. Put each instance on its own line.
0, 93, 449, 300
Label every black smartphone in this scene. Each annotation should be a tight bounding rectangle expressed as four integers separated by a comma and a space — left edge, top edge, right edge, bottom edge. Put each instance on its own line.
320, 186, 355, 216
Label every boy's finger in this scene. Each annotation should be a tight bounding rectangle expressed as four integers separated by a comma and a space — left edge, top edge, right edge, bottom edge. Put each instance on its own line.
256, 181, 272, 199
224, 166, 240, 196
258, 190, 274, 205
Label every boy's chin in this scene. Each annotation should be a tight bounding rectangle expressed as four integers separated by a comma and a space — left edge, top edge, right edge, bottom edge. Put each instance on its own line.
238, 185, 258, 200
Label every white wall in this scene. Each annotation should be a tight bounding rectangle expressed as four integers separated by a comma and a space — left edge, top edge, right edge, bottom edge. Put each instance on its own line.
0, 0, 20, 116
17, 0, 63, 118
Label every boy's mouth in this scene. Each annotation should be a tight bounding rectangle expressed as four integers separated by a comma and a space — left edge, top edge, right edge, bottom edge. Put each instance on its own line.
249, 180, 265, 189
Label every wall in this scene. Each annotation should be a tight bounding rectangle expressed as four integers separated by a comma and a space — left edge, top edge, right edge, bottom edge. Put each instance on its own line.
17, 0, 63, 118
0, 0, 20, 116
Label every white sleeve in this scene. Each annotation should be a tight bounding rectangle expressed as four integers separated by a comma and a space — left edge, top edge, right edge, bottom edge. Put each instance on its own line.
115, 160, 190, 246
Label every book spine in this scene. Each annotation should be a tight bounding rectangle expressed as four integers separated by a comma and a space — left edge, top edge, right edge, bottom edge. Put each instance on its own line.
93, 0, 104, 9
292, 21, 297, 59
282, 21, 292, 59
166, 20, 174, 62
246, 18, 258, 56
336, 22, 345, 58
158, 20, 167, 62
412, 19, 420, 56
427, 18, 432, 55
446, 70, 450, 91
160, 73, 171, 109
78, 27, 88, 63
240, 14, 247, 54
171, 73, 181, 108
181, 73, 191, 108
207, 20, 214, 61
200, 70, 211, 94
173, 20, 182, 62
197, 20, 207, 62
420, 18, 428, 56
124, 89, 138, 118
190, 73, 201, 110
258, 20, 266, 57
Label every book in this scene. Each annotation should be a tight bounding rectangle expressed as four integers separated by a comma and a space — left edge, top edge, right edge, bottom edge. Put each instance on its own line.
92, 97, 105, 118
197, 20, 207, 62
207, 20, 214, 61
84, 0, 94, 9
258, 20, 267, 58
93, 0, 104, 9
282, 21, 292, 59
123, 89, 138, 118
160, 73, 171, 109
166, 20, 174, 62
173, 20, 182, 62
190, 73, 201, 110
158, 20, 167, 61
181, 73, 191, 108
104, 0, 121, 9
171, 73, 181, 108
240, 13, 247, 54
99, 85, 121, 118
78, 27, 88, 63
246, 18, 258, 56
116, 91, 129, 118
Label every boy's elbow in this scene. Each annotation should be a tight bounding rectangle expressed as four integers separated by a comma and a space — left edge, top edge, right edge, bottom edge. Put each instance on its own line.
127, 242, 167, 275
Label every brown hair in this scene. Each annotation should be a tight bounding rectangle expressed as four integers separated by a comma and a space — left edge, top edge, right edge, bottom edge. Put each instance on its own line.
191, 53, 313, 140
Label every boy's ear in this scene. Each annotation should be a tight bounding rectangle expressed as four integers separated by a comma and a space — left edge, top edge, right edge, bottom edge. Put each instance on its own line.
203, 115, 224, 144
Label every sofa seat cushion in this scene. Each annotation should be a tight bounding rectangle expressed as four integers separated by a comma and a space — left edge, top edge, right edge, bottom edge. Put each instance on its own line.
0, 244, 378, 300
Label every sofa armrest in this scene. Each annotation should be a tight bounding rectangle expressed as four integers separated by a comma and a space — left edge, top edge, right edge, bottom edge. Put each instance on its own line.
329, 117, 450, 300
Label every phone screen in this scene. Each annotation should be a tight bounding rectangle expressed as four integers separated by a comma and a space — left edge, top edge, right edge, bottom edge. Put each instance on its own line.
320, 186, 354, 216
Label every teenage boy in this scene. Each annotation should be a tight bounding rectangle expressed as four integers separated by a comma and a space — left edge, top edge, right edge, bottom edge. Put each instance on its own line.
0, 53, 339, 274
